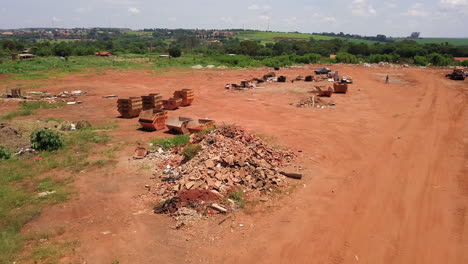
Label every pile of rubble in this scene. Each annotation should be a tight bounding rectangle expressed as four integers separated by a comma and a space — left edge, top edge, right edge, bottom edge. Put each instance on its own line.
151, 125, 297, 215
294, 96, 335, 109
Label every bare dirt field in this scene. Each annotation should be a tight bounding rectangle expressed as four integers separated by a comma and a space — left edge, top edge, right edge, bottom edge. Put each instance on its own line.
2, 64, 467, 264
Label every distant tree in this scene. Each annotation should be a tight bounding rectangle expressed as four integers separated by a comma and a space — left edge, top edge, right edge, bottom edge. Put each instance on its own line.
168, 47, 181, 57
53, 42, 72, 57
409, 32, 420, 39
239, 40, 260, 56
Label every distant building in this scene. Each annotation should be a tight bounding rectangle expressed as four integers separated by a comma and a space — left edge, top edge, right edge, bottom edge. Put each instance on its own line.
95, 51, 112, 56
330, 54, 337, 59
2, 32, 13, 35
18, 54, 36, 60
454, 57, 468, 62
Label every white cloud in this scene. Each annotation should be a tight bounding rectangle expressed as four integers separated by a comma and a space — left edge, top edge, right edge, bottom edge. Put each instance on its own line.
440, 0, 468, 7
248, 4, 272, 11
406, 3, 430, 17
284, 16, 297, 25
52, 16, 61, 22
128, 7, 140, 15
439, 0, 468, 14
168, 17, 177, 22
351, 0, 377, 16
103, 0, 137, 5
75, 7, 93, 13
258, 15, 270, 21
248, 4, 259, 10
221, 17, 233, 23
321, 16, 337, 23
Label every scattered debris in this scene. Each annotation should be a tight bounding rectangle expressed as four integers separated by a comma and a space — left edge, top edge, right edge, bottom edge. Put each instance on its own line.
294, 96, 335, 109
134, 146, 148, 159
103, 95, 118, 98
37, 190, 56, 198
280, 171, 303, 180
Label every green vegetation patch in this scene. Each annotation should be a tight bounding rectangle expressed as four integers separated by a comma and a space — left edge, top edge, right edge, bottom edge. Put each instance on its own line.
0, 56, 148, 80
151, 135, 190, 150
0, 126, 112, 263
1, 102, 65, 120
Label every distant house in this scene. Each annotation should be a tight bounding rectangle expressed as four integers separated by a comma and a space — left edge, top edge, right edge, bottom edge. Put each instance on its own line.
1, 32, 13, 35
159, 55, 170, 58
95, 51, 112, 56
330, 54, 337, 59
454, 57, 468, 62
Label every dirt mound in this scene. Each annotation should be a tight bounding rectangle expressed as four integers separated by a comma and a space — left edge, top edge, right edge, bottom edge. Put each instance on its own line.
0, 123, 28, 152
152, 125, 296, 215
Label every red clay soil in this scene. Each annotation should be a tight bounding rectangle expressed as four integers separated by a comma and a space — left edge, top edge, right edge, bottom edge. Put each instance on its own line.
5, 65, 466, 264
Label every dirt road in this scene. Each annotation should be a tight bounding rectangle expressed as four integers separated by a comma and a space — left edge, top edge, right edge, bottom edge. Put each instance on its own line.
11, 65, 467, 263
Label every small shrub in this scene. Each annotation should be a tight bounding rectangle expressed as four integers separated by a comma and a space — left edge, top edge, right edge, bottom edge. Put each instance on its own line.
168, 47, 182, 58
228, 190, 246, 208
183, 144, 202, 160
30, 129, 63, 151
0, 146, 12, 160
151, 135, 190, 150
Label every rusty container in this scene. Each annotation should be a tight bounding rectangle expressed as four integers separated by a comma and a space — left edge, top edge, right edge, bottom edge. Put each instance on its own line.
163, 97, 183, 110
166, 117, 193, 134
186, 119, 216, 134
138, 109, 168, 131
333, 82, 348, 93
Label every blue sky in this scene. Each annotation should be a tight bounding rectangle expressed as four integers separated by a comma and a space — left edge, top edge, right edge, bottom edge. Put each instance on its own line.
0, 0, 467, 37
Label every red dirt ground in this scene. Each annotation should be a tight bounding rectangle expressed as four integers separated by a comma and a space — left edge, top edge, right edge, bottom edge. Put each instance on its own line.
3, 64, 467, 264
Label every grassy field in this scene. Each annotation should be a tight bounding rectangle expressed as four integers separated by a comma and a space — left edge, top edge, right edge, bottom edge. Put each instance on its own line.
237, 31, 378, 44
412, 38, 468, 46
0, 56, 148, 80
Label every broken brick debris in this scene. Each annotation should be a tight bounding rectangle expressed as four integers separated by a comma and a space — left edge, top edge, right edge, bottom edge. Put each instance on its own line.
151, 126, 296, 216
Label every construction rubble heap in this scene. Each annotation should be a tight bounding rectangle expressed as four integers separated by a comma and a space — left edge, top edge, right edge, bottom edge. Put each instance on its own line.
152, 125, 296, 215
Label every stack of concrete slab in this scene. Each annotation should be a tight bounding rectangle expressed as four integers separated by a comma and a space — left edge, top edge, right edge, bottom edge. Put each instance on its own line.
117, 97, 142, 118
142, 93, 163, 110
173, 89, 194, 106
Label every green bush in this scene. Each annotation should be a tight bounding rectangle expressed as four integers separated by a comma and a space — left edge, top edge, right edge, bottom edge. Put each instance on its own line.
168, 47, 182, 58
151, 135, 190, 150
182, 144, 202, 160
0, 146, 11, 160
336, 52, 358, 64
461, 60, 468, 67
30, 129, 63, 151
413, 55, 428, 66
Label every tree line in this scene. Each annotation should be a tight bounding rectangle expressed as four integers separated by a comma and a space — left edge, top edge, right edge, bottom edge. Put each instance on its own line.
1, 34, 468, 66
